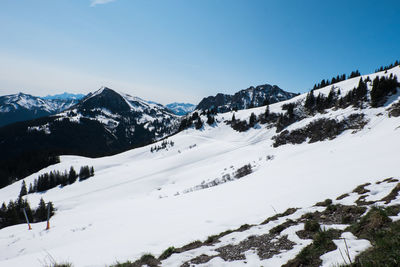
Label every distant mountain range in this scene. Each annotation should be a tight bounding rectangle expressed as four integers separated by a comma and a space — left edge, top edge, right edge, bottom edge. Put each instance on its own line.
0, 93, 79, 127
0, 83, 296, 128
0, 91, 195, 127
166, 102, 196, 116
1, 64, 400, 267
196, 84, 298, 112
0, 84, 297, 187
43, 92, 85, 100
0, 87, 179, 159
0, 87, 180, 187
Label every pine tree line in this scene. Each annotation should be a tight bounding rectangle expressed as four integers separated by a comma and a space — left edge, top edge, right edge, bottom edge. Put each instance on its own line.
370, 74, 399, 107
375, 60, 400, 73
203, 109, 217, 125
305, 74, 398, 112
234, 164, 252, 179
23, 166, 94, 195
0, 197, 55, 230
230, 105, 281, 132
178, 112, 204, 131
150, 140, 175, 153
0, 153, 60, 189
312, 70, 361, 91
178, 109, 219, 131
229, 74, 399, 133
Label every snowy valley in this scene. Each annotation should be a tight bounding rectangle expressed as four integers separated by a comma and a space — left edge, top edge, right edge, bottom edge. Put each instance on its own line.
0, 66, 400, 267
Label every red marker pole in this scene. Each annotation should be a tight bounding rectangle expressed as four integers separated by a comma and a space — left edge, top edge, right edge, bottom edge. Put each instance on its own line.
22, 208, 32, 230
46, 203, 50, 230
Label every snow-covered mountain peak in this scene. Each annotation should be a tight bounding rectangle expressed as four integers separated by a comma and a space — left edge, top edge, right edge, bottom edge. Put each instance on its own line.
196, 83, 298, 112
166, 102, 196, 115
77, 87, 132, 113
43, 92, 85, 100
0, 93, 79, 126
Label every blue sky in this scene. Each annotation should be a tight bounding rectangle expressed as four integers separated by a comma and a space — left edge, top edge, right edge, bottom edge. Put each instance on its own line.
1, 0, 399, 104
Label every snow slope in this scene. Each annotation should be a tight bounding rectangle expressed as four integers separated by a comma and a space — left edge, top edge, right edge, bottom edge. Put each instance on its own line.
0, 67, 400, 266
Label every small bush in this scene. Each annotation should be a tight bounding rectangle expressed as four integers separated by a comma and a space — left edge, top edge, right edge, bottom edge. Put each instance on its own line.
315, 198, 333, 207
303, 212, 314, 220
110, 254, 160, 267
110, 261, 133, 267
352, 183, 371, 194
304, 220, 320, 232
270, 219, 295, 234
352, 220, 400, 266
336, 193, 349, 200
46, 264, 73, 267
350, 206, 392, 240
234, 164, 252, 179
326, 203, 338, 212
158, 246, 176, 260
204, 235, 219, 244
285, 229, 338, 266
260, 208, 298, 225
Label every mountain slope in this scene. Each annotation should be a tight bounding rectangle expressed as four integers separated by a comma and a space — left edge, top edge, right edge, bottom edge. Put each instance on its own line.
0, 87, 179, 187
0, 67, 399, 266
0, 93, 78, 127
196, 83, 298, 112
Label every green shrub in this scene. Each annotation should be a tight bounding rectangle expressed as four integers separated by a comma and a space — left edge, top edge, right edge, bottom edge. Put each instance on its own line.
350, 206, 391, 240
159, 246, 176, 260
304, 220, 320, 232
316, 198, 333, 207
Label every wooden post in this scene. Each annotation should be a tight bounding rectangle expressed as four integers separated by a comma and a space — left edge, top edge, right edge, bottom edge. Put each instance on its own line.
22, 208, 32, 230
46, 203, 50, 230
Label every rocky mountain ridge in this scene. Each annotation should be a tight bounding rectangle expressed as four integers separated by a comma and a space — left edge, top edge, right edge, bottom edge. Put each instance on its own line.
196, 84, 298, 112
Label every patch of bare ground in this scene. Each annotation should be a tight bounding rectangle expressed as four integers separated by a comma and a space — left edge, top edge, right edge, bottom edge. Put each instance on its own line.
388, 101, 400, 117
355, 194, 376, 206
216, 234, 295, 261
181, 228, 296, 265
352, 183, 371, 194
260, 207, 299, 225
336, 193, 349, 200
301, 204, 366, 225
380, 183, 400, 204
376, 177, 399, 184
180, 254, 217, 267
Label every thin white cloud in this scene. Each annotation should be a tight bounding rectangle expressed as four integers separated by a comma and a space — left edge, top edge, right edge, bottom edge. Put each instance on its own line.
90, 0, 116, 7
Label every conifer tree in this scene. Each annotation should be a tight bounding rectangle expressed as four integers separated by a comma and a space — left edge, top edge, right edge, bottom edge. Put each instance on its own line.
68, 166, 78, 184
304, 91, 315, 111
355, 77, 367, 104
327, 87, 335, 105
19, 180, 27, 197
206, 114, 215, 125
35, 198, 47, 221
79, 166, 91, 181
195, 117, 203, 129
0, 202, 6, 225
265, 105, 270, 119
6, 200, 19, 225
28, 183, 34, 194
249, 113, 257, 127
